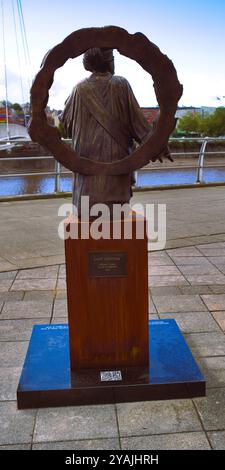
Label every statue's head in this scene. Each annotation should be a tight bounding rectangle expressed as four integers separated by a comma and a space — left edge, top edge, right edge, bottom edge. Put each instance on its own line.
83, 47, 114, 74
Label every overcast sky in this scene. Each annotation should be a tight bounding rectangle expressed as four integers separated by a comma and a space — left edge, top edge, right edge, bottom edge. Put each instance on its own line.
0, 0, 225, 110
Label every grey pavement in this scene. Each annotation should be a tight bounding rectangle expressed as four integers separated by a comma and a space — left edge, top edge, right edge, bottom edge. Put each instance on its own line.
0, 187, 225, 450
1, 186, 225, 271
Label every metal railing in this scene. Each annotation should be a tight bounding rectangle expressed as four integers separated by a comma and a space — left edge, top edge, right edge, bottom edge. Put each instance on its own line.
0, 137, 225, 197
135, 137, 225, 186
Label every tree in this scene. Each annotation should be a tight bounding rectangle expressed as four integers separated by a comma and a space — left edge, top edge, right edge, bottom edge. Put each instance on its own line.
177, 112, 202, 135
208, 107, 225, 136
11, 102, 23, 114
177, 108, 225, 137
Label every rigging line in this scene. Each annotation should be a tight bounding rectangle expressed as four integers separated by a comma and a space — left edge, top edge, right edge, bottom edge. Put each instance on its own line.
17, 0, 31, 68
11, 0, 26, 110
16, 0, 31, 89
1, 0, 10, 141
18, 0, 31, 64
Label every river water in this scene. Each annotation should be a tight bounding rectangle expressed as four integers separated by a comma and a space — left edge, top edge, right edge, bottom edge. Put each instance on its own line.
0, 167, 225, 197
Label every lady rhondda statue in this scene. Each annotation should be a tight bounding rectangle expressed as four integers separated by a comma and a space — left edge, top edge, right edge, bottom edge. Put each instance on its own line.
60, 47, 171, 215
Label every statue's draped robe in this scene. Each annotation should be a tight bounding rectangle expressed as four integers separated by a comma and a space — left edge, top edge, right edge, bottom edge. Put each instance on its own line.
61, 72, 151, 210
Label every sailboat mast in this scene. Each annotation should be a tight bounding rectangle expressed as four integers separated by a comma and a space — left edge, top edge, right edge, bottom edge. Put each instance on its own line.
1, 0, 10, 141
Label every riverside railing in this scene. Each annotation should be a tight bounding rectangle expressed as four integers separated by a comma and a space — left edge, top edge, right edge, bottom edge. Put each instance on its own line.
0, 137, 225, 197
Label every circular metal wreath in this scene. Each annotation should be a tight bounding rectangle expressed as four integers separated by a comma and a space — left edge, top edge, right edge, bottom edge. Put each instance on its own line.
29, 26, 183, 175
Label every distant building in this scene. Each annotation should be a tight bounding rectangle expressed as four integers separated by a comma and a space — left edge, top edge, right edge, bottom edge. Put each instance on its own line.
0, 104, 25, 126
0, 103, 29, 139
140, 106, 216, 123
141, 107, 159, 124
45, 106, 54, 125
175, 106, 216, 118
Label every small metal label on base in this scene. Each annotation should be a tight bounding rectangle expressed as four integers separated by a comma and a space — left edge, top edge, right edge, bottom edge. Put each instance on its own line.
89, 252, 127, 278
100, 371, 122, 381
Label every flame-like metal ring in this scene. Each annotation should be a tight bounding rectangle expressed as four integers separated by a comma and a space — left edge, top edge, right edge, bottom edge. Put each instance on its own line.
29, 26, 183, 175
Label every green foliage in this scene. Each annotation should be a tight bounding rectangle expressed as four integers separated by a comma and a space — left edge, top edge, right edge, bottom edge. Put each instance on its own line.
178, 112, 201, 134
209, 107, 225, 136
177, 108, 225, 137
11, 102, 23, 113
57, 121, 67, 138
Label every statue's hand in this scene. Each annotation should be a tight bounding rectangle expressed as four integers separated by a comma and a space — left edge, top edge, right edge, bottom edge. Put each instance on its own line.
151, 145, 174, 163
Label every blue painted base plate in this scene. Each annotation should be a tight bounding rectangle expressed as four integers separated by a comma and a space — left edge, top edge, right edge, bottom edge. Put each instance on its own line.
17, 320, 205, 409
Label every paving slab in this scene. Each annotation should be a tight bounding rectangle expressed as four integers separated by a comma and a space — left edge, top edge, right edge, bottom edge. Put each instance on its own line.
198, 357, 225, 388
55, 289, 67, 300
1, 300, 53, 319
201, 294, 225, 311
166, 247, 202, 257
149, 266, 181, 276
170, 256, 214, 266
11, 278, 57, 291
149, 251, 172, 259
148, 294, 157, 314
197, 242, 225, 249
214, 265, 225, 275
32, 438, 120, 450
58, 264, 66, 278
56, 278, 67, 290
149, 286, 181, 296
0, 341, 28, 367
212, 311, 225, 331
179, 285, 212, 295
207, 431, 225, 450
3, 243, 63, 262
51, 317, 67, 324
148, 314, 159, 321
16, 266, 59, 280
0, 401, 36, 446
185, 332, 225, 357
7, 255, 65, 270
23, 290, 55, 301
159, 311, 220, 333
197, 248, 225, 257
0, 444, 31, 450
0, 367, 22, 400
148, 255, 174, 266
0, 318, 49, 341
194, 388, 225, 431
208, 257, 225, 266
185, 274, 225, 285
178, 265, 220, 275
152, 295, 207, 313
0, 291, 24, 302
120, 432, 210, 450
0, 259, 17, 272
33, 405, 118, 443
116, 400, 201, 437
0, 279, 13, 292
53, 299, 68, 318
210, 284, 225, 294
148, 275, 188, 287
0, 271, 17, 280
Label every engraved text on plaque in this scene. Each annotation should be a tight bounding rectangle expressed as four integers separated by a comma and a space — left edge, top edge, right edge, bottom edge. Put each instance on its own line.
89, 252, 127, 278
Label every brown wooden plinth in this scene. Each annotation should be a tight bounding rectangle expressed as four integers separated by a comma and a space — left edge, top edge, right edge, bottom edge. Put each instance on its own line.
64, 211, 149, 371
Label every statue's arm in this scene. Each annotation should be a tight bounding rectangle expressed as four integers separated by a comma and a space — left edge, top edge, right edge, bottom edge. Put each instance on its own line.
126, 80, 173, 162
125, 80, 151, 143
59, 88, 77, 138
